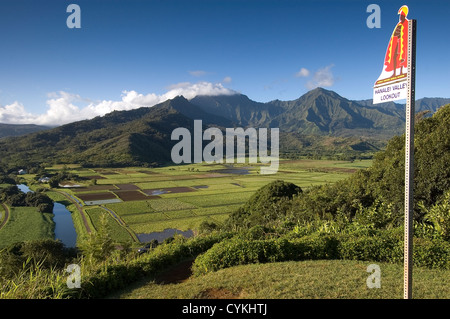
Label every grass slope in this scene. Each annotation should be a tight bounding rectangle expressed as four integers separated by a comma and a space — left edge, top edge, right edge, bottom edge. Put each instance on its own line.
112, 259, 450, 299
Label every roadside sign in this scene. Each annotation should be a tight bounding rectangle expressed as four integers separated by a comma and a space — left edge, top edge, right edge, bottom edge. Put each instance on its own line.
373, 5, 410, 104
372, 5, 417, 299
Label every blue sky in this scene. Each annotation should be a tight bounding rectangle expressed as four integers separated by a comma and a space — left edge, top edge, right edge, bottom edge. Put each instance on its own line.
0, 0, 449, 125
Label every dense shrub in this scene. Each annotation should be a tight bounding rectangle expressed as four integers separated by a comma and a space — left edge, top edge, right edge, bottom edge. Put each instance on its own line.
420, 190, 450, 240
192, 231, 450, 276
338, 234, 403, 263
191, 234, 341, 276
225, 180, 302, 230
198, 221, 219, 234
413, 238, 450, 269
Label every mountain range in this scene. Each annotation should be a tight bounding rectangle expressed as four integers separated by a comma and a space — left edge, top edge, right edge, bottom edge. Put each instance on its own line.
0, 87, 449, 169
0, 123, 52, 139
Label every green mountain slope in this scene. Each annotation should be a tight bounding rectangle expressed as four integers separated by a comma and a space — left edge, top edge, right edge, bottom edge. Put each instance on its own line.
0, 97, 203, 168
190, 93, 283, 127
267, 88, 405, 137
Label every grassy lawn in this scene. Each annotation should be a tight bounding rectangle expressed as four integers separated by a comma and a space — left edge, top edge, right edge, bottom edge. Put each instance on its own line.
112, 259, 450, 299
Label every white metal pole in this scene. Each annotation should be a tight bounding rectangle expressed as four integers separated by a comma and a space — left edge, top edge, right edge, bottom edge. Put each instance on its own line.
404, 18, 416, 300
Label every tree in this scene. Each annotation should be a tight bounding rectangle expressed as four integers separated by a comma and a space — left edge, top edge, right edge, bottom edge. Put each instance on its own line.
49, 177, 59, 188
25, 192, 53, 207
37, 203, 54, 214
6, 193, 26, 206
79, 213, 115, 263
225, 180, 302, 230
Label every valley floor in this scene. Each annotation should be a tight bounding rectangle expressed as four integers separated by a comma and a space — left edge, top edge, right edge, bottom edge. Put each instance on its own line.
3, 159, 371, 247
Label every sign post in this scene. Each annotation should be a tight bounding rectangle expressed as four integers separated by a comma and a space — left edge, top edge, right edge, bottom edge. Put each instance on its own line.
404, 16, 416, 300
373, 5, 416, 299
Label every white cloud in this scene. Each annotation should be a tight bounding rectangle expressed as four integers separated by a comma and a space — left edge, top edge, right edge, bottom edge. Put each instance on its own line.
222, 76, 232, 83
0, 82, 237, 126
306, 64, 336, 89
161, 81, 235, 100
0, 101, 35, 124
295, 68, 310, 77
189, 70, 208, 77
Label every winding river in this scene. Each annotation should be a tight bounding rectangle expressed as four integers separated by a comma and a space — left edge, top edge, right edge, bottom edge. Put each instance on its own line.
18, 184, 77, 247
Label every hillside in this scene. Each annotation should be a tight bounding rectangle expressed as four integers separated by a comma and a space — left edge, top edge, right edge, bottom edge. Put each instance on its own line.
111, 259, 450, 299
0, 98, 200, 168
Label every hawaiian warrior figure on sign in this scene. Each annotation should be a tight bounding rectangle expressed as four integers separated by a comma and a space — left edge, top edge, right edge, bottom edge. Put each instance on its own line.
375, 5, 409, 85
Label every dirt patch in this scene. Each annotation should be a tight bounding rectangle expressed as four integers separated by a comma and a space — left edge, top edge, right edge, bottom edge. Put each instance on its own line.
77, 192, 117, 201
116, 184, 140, 190
83, 175, 106, 180
72, 185, 118, 192
197, 288, 242, 299
153, 259, 243, 299
137, 170, 160, 175
114, 190, 148, 201
192, 185, 209, 189
154, 259, 194, 285
309, 167, 357, 174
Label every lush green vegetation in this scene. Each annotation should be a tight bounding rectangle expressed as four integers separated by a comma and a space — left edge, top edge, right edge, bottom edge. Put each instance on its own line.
1, 103, 450, 299
0, 239, 77, 298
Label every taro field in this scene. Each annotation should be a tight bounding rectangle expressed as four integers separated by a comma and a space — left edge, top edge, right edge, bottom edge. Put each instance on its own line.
45, 160, 372, 244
